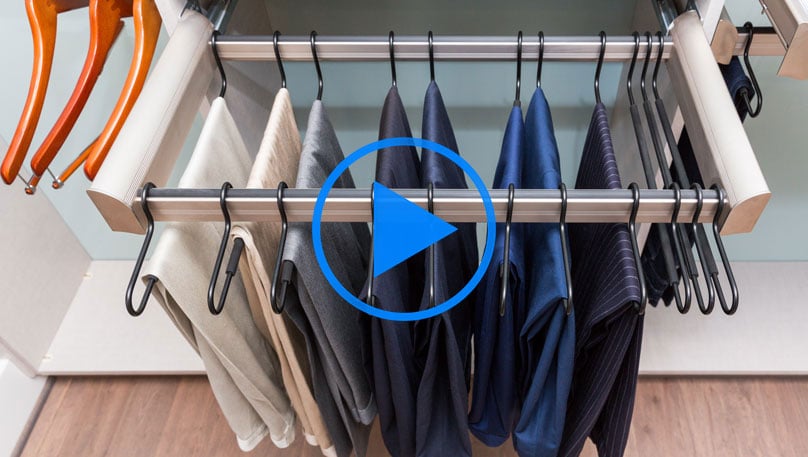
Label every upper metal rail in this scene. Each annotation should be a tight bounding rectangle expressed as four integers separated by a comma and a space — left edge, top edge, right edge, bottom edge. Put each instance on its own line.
214, 30, 782, 62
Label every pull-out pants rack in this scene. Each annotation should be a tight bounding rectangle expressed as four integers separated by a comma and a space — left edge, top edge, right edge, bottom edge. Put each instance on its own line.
88, 10, 770, 234
141, 188, 723, 224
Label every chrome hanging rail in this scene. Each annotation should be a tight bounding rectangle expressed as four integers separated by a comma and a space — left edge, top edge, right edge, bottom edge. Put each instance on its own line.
213, 30, 782, 62
137, 188, 723, 225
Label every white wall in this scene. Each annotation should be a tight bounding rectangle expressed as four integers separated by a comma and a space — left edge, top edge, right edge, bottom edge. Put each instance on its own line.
0, 134, 90, 375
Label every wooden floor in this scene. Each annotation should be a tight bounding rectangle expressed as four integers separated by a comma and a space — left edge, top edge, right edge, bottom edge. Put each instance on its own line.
19, 376, 808, 457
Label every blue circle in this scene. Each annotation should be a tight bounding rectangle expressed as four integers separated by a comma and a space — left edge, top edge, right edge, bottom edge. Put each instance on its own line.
312, 137, 495, 322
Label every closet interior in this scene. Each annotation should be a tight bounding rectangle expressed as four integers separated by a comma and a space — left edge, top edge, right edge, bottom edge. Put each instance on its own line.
1, 0, 808, 454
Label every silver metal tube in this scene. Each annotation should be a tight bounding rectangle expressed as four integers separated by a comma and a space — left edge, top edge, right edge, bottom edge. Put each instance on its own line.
214, 31, 782, 62
735, 27, 787, 56
217, 34, 671, 62
140, 188, 722, 224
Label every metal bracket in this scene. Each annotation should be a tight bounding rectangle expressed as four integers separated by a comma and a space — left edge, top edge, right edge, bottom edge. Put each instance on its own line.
207, 0, 239, 32
651, 0, 680, 32
759, 0, 808, 79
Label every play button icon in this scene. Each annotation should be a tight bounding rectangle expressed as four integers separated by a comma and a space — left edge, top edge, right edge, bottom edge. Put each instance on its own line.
372, 182, 458, 277
312, 137, 495, 321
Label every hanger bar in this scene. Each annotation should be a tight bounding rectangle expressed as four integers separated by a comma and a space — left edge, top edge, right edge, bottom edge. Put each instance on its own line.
735, 26, 787, 56
217, 35, 670, 61
137, 188, 722, 224
213, 31, 781, 62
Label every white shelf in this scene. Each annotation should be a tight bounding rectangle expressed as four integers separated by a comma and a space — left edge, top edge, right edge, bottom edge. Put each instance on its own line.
640, 262, 808, 375
40, 261, 203, 375
37, 260, 808, 376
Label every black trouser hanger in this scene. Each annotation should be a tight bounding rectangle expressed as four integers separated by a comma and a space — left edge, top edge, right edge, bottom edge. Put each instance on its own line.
640, 32, 709, 314
627, 32, 688, 312
649, 32, 719, 314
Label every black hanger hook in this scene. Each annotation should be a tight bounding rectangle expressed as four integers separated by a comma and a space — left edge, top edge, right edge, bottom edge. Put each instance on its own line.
740, 22, 763, 118
310, 31, 323, 100
594, 31, 606, 105
627, 183, 648, 314
627, 32, 640, 106
499, 183, 515, 316
270, 182, 291, 314
710, 184, 739, 315
208, 182, 243, 315
366, 185, 376, 306
427, 183, 437, 308
514, 31, 522, 105
690, 183, 716, 314
428, 31, 435, 82
559, 183, 573, 315
536, 31, 545, 88
640, 32, 652, 102
389, 31, 397, 87
125, 183, 158, 317
273, 31, 287, 89
652, 32, 664, 100
668, 183, 692, 313
211, 31, 227, 98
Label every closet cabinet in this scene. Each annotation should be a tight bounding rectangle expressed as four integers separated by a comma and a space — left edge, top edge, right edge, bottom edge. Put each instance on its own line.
1, 0, 807, 380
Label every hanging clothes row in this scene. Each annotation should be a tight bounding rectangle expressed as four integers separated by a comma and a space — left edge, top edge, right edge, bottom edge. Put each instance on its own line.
360, 30, 480, 457
118, 26, 750, 457
471, 30, 575, 457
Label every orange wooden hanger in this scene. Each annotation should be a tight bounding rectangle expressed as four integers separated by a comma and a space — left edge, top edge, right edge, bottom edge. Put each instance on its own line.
81, 0, 161, 182
25, 0, 134, 194
1, 0, 90, 185
52, 137, 98, 188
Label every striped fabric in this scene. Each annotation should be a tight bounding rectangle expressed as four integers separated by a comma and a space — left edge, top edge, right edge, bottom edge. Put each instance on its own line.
559, 103, 644, 457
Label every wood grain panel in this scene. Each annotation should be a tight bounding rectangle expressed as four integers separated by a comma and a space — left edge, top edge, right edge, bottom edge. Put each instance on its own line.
21, 376, 808, 457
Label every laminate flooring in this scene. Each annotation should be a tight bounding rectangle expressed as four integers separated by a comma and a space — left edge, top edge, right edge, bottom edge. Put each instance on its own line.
19, 376, 808, 457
